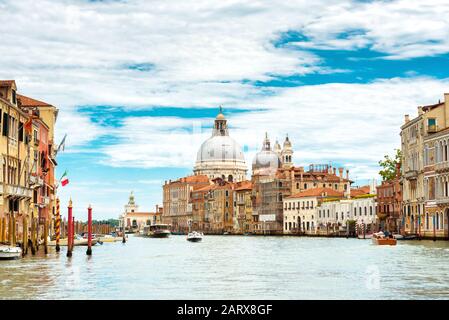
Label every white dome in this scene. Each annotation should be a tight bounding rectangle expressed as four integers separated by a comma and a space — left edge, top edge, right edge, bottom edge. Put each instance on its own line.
252, 150, 281, 175
252, 133, 281, 176
196, 135, 245, 164
193, 108, 247, 181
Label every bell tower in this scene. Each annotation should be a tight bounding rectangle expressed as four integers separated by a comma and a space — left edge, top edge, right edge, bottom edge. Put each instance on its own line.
213, 106, 229, 137
281, 134, 293, 169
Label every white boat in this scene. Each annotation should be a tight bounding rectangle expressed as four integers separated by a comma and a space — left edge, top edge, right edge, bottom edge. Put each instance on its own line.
357, 233, 373, 239
0, 246, 22, 260
143, 224, 171, 238
187, 231, 203, 242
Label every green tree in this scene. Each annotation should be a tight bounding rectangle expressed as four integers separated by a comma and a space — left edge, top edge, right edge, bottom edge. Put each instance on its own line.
378, 149, 401, 181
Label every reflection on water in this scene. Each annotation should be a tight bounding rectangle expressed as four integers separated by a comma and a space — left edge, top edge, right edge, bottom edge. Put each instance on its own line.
1, 235, 449, 299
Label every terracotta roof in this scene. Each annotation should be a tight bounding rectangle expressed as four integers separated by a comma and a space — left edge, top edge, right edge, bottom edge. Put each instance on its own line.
0, 80, 16, 87
350, 186, 371, 197
287, 187, 344, 199
194, 184, 217, 192
17, 94, 52, 107
235, 180, 252, 191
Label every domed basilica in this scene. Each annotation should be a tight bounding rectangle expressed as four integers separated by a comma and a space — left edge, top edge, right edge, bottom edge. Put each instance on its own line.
194, 107, 294, 182
194, 107, 247, 182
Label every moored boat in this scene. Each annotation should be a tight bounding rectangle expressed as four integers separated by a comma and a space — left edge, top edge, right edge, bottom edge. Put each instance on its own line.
372, 231, 397, 246
48, 236, 98, 247
357, 233, 373, 239
0, 246, 22, 260
187, 231, 203, 242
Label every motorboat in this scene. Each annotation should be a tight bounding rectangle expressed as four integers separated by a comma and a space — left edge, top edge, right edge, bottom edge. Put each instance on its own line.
48, 235, 98, 247
372, 231, 397, 246
98, 234, 122, 243
0, 246, 22, 260
187, 231, 203, 242
357, 233, 373, 239
144, 224, 171, 238
394, 234, 418, 240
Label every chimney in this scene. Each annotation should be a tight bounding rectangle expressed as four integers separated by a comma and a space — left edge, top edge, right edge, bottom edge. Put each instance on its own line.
417, 106, 423, 115
404, 114, 410, 123
333, 168, 336, 175
346, 169, 349, 180
338, 167, 343, 178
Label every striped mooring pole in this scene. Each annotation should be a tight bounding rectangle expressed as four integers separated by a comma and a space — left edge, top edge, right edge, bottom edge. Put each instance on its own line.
55, 198, 61, 252
67, 199, 73, 258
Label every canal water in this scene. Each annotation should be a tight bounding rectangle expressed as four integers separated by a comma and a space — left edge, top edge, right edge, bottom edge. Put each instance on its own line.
1, 235, 449, 299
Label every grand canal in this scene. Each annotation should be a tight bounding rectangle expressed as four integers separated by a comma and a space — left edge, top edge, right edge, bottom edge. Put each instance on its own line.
1, 235, 449, 299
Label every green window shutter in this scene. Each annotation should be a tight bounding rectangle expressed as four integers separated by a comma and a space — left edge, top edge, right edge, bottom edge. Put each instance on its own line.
2, 112, 9, 136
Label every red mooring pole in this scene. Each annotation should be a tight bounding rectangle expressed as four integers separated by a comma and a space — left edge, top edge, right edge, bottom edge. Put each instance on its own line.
87, 205, 92, 255
67, 199, 73, 257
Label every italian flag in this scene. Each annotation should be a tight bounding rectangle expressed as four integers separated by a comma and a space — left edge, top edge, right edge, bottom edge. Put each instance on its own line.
60, 170, 69, 187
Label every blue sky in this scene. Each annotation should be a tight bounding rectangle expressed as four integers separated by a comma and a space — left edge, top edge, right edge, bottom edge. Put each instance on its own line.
1, 0, 449, 220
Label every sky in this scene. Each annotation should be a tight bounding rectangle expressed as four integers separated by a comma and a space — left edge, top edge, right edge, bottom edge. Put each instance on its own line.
1, 0, 449, 220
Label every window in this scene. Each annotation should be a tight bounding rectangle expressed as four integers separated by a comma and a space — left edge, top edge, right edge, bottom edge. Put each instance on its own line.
304, 183, 307, 189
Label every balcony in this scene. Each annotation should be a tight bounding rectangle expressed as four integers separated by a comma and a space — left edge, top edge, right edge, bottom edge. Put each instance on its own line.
404, 169, 418, 180
435, 197, 449, 205
236, 199, 245, 205
435, 161, 449, 172
427, 124, 438, 133
29, 175, 44, 187
43, 196, 50, 205
4, 185, 32, 198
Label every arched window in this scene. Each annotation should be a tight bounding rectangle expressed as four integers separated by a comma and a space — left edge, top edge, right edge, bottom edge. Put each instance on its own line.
228, 175, 233, 182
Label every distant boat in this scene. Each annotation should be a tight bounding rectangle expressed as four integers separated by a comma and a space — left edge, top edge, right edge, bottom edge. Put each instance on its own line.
0, 246, 22, 260
394, 234, 418, 240
143, 224, 171, 238
187, 231, 203, 242
48, 235, 98, 247
357, 233, 373, 239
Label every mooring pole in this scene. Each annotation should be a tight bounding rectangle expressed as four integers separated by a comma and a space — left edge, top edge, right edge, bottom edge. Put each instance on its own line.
22, 215, 28, 256
55, 198, 61, 252
87, 205, 92, 256
67, 199, 73, 257
122, 215, 126, 243
44, 218, 48, 254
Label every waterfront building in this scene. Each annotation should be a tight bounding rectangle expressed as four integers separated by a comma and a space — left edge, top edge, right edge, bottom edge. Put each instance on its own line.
193, 108, 247, 182
423, 110, 449, 239
401, 94, 449, 236
120, 192, 162, 232
252, 133, 288, 234
162, 175, 210, 233
315, 187, 376, 235
233, 180, 253, 234
376, 164, 402, 233
0, 80, 58, 246
284, 187, 344, 234
203, 178, 236, 233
